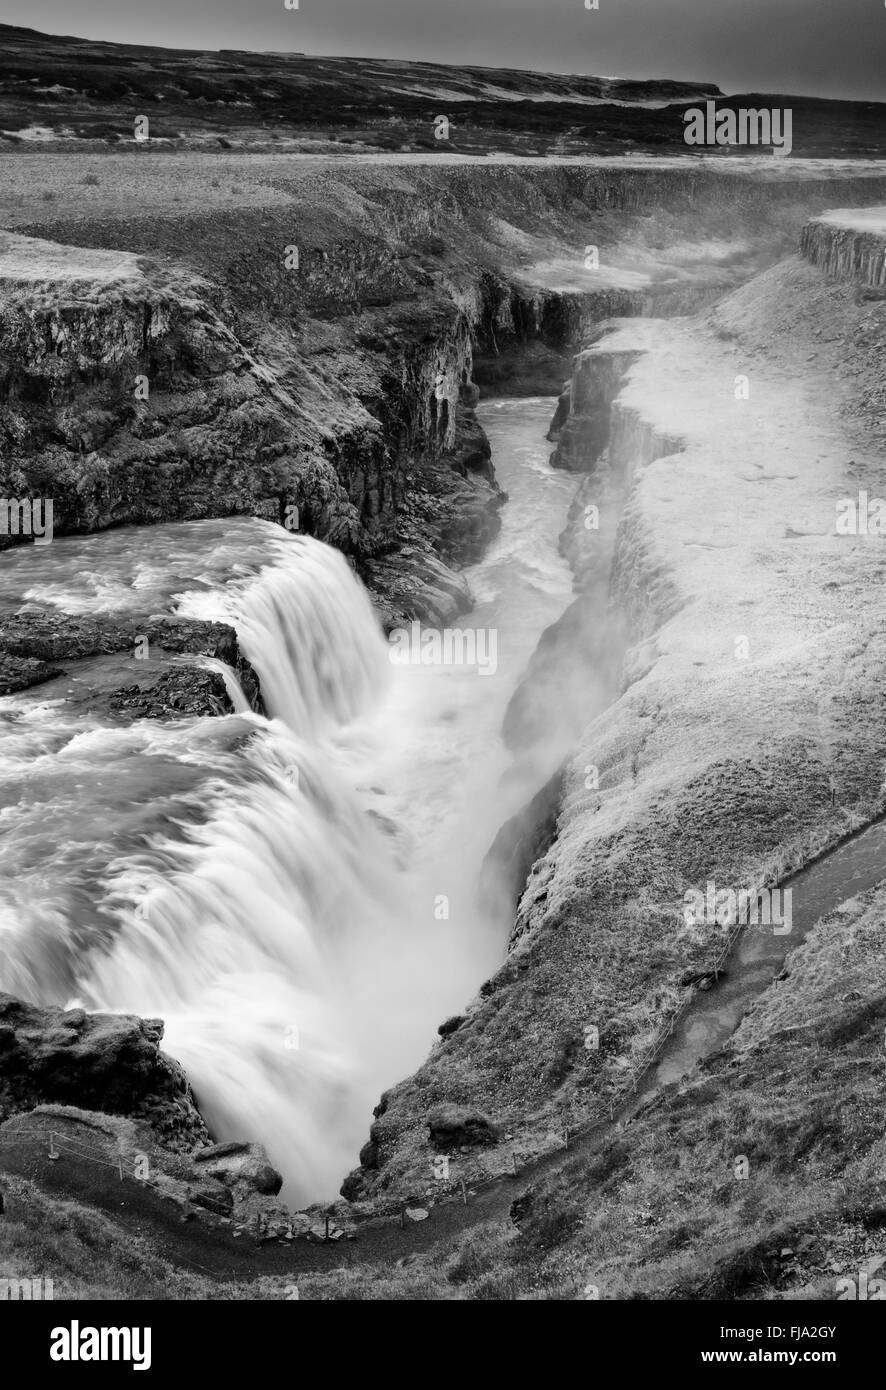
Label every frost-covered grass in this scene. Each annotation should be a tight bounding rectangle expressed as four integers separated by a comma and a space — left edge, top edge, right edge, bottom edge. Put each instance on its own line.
0, 229, 143, 288
362, 247, 886, 1202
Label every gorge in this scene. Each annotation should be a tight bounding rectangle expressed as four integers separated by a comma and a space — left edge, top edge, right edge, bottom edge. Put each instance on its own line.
2, 128, 886, 1300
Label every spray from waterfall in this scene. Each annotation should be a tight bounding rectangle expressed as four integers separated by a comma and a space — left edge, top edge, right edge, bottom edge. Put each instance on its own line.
0, 401, 581, 1206
0, 530, 503, 1203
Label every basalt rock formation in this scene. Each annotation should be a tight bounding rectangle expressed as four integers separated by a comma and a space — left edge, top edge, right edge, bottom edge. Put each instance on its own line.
0, 993, 209, 1151
799, 210, 886, 290
0, 610, 263, 712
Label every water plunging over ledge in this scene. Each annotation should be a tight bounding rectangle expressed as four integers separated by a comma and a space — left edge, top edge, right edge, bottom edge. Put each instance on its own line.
0, 396, 576, 1204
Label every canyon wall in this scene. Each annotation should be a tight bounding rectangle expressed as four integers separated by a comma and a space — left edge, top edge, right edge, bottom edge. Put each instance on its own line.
4, 161, 886, 627
342, 200, 886, 1211
800, 211, 886, 289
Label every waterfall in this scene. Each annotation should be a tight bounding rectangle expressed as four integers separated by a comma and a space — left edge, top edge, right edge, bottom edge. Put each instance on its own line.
65, 535, 415, 1203
0, 402, 576, 1208
176, 528, 390, 736
84, 723, 410, 1204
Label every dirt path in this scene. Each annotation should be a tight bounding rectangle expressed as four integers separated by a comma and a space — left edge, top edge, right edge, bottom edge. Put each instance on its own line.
6, 809, 886, 1284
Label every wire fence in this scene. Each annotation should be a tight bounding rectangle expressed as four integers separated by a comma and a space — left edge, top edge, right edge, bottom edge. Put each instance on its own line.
0, 1124, 235, 1219
0, 1124, 260, 1282
0, 914, 751, 1243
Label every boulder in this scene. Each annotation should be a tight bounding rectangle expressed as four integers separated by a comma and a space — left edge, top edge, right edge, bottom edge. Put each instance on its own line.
191, 1140, 282, 1196
339, 1167, 366, 1203
0, 994, 209, 1151
427, 1104, 499, 1149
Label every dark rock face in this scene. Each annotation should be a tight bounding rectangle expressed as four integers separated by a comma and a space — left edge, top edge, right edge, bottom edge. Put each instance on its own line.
546, 384, 572, 442
0, 651, 63, 693
427, 1105, 499, 1149
191, 1140, 283, 1196
443, 401, 494, 483
473, 287, 647, 399
479, 767, 565, 919
0, 994, 209, 1151
358, 1137, 380, 1170
362, 545, 473, 630
800, 216, 886, 290
549, 343, 643, 472
339, 1167, 366, 1203
0, 610, 263, 715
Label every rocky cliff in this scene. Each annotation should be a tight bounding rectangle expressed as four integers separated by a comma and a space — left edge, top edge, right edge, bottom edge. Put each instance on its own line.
799, 208, 886, 289
341, 216, 886, 1211
5, 160, 886, 631
0, 993, 208, 1150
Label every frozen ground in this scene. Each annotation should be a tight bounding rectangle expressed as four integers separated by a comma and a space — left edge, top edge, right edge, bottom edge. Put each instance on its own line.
813, 205, 886, 234
0, 230, 142, 286
362, 229, 886, 1200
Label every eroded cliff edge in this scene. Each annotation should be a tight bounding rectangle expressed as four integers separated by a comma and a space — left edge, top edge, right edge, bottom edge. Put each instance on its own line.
5, 158, 886, 640
342, 201, 886, 1249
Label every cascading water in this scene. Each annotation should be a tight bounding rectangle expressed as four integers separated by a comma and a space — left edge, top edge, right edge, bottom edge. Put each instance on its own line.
0, 397, 577, 1204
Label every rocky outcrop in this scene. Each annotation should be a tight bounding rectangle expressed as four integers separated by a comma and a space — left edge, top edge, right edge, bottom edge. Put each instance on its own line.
191, 1140, 283, 1197
800, 210, 886, 289
0, 237, 351, 545
473, 285, 648, 397
0, 610, 262, 714
0, 994, 209, 1151
549, 340, 644, 473
427, 1105, 499, 1150
479, 766, 565, 919
0, 1103, 304, 1237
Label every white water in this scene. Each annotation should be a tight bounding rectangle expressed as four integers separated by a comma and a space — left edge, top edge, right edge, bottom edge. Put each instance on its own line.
0, 398, 575, 1204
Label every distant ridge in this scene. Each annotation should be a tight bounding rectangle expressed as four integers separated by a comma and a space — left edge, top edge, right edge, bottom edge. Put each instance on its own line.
0, 21, 882, 157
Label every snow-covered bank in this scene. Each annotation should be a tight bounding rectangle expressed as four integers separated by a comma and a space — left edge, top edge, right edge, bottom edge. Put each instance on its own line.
800, 205, 886, 288
354, 233, 886, 1203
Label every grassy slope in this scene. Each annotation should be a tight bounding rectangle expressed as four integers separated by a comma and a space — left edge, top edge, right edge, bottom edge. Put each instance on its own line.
286, 882, 886, 1300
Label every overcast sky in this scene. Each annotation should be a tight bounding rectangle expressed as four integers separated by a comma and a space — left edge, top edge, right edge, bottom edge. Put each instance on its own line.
5, 0, 885, 102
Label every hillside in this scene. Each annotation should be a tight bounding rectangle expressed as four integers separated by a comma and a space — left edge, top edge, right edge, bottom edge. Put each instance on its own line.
1, 23, 885, 156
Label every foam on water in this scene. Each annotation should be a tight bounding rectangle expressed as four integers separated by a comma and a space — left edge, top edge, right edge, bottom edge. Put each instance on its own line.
0, 398, 577, 1203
